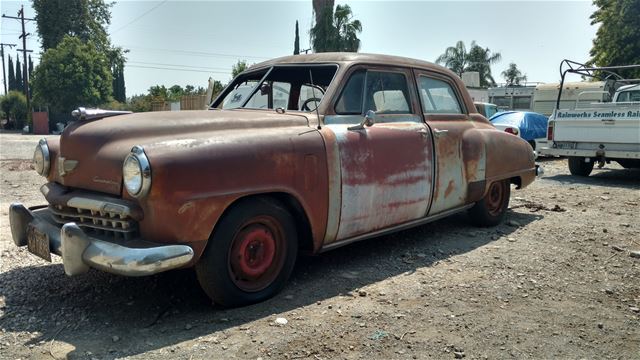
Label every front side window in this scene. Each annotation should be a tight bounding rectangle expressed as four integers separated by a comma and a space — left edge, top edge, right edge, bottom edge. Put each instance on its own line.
418, 76, 463, 114
335, 70, 411, 115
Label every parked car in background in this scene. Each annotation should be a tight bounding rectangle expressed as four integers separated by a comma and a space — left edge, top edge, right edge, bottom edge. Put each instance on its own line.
489, 111, 548, 151
540, 60, 640, 176
10, 53, 540, 307
474, 102, 499, 119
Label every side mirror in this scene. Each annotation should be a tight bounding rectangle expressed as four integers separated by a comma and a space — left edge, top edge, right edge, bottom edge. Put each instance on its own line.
348, 110, 376, 131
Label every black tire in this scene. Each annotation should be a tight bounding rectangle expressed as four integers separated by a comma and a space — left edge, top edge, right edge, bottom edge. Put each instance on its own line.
196, 197, 298, 307
568, 157, 594, 176
468, 180, 511, 227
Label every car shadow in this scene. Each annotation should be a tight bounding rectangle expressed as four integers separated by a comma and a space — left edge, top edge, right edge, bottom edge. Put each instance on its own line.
543, 167, 640, 189
0, 209, 543, 359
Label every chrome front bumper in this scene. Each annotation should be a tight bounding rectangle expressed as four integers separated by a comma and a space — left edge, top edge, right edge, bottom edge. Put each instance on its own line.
9, 203, 194, 277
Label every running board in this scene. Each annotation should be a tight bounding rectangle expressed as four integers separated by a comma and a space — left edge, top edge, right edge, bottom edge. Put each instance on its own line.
320, 204, 474, 253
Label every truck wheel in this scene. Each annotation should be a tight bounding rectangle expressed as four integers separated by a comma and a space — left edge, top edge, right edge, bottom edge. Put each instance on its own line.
568, 157, 594, 176
196, 197, 298, 307
468, 180, 510, 227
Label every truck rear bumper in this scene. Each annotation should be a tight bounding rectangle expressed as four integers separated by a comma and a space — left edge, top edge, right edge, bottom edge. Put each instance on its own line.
9, 203, 194, 277
539, 147, 640, 159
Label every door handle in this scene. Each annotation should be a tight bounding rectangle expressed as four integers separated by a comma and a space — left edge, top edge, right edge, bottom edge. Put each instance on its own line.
433, 129, 449, 138
418, 128, 428, 137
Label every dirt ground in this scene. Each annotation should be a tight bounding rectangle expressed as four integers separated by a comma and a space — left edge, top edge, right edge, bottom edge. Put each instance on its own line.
0, 133, 638, 360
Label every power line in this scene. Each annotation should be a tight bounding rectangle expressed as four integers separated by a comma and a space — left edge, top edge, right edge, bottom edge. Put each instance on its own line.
127, 64, 230, 75
127, 60, 230, 72
111, 0, 168, 34
123, 45, 271, 60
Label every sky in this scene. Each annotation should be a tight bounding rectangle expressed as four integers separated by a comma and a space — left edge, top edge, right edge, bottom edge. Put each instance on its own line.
1, 0, 598, 97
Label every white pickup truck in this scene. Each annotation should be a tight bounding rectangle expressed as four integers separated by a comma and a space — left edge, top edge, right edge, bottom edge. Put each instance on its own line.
540, 61, 640, 176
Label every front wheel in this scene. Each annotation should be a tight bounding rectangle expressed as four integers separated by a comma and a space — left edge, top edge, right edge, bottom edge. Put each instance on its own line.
568, 157, 594, 176
468, 180, 511, 227
196, 197, 298, 307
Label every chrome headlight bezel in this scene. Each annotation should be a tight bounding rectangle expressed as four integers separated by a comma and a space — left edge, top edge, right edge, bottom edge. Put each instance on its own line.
123, 145, 151, 198
33, 138, 51, 176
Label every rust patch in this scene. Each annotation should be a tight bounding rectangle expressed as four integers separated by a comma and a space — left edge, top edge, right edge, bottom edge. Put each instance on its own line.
444, 180, 455, 198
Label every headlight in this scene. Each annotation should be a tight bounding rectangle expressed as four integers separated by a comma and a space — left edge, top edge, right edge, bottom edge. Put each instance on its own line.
33, 138, 50, 176
123, 145, 151, 197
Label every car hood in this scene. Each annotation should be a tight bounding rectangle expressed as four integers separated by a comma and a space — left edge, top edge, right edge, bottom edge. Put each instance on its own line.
55, 109, 312, 195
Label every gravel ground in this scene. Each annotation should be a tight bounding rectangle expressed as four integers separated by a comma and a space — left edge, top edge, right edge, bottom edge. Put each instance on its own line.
0, 133, 638, 359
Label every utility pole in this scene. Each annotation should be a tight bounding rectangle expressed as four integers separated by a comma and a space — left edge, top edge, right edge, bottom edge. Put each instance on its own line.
3, 5, 35, 118
0, 43, 17, 95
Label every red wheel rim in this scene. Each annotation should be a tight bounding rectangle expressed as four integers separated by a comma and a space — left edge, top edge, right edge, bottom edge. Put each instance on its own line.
228, 216, 286, 292
486, 181, 505, 216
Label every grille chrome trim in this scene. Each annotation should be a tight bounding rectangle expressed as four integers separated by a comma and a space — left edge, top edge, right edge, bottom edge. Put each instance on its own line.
49, 204, 137, 240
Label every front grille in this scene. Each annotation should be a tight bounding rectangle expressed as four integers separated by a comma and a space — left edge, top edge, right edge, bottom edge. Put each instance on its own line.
49, 204, 138, 240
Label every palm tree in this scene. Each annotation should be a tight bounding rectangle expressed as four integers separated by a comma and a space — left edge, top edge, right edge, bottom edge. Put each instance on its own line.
501, 63, 527, 86
436, 41, 502, 87
466, 44, 501, 87
310, 3, 362, 53
435, 41, 468, 77
334, 5, 362, 52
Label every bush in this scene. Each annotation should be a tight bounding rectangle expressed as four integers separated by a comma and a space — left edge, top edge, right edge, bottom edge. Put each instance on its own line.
0, 91, 28, 129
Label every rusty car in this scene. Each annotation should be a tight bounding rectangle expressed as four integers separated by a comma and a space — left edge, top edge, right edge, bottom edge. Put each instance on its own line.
10, 53, 540, 307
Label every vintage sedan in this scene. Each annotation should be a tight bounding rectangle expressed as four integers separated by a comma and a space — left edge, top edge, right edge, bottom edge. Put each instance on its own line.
10, 53, 540, 307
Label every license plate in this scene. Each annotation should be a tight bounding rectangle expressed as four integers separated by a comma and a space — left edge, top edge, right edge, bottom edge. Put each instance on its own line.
27, 224, 52, 262
556, 142, 576, 149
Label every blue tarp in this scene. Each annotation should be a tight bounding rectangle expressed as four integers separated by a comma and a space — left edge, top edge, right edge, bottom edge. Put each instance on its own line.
489, 111, 549, 141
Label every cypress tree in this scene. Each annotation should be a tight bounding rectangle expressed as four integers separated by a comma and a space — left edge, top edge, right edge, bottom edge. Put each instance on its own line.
294, 21, 300, 55
8, 55, 16, 91
28, 55, 34, 77
15, 57, 23, 94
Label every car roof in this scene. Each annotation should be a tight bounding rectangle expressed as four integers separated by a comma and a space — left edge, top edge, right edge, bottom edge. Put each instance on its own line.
617, 83, 639, 92
248, 52, 451, 73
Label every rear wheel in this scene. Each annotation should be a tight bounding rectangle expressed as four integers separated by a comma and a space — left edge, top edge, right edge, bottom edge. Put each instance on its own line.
196, 197, 298, 307
568, 157, 594, 176
468, 180, 511, 227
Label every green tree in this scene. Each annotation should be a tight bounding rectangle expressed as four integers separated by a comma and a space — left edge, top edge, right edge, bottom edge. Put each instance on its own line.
294, 20, 300, 55
127, 94, 152, 112
310, 3, 362, 53
0, 91, 28, 129
501, 63, 527, 86
168, 85, 184, 101
7, 55, 16, 92
32, 0, 111, 51
148, 85, 169, 100
28, 55, 33, 77
31, 36, 113, 113
15, 58, 23, 94
232, 60, 248, 78
436, 40, 501, 86
589, 0, 640, 78
32, 0, 127, 101
435, 40, 468, 76
466, 44, 502, 87
333, 5, 362, 51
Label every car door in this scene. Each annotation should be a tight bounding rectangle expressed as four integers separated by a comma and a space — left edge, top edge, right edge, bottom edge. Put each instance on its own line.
321, 66, 434, 243
413, 70, 476, 215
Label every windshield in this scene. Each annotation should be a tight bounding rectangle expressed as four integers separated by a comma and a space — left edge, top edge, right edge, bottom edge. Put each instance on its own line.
214, 65, 338, 112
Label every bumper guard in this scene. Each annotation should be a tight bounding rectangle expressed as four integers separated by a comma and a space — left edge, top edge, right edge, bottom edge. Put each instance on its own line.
9, 203, 194, 277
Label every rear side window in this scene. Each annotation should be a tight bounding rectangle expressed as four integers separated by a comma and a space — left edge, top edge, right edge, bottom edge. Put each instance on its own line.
335, 70, 411, 115
418, 76, 463, 114
365, 72, 411, 114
